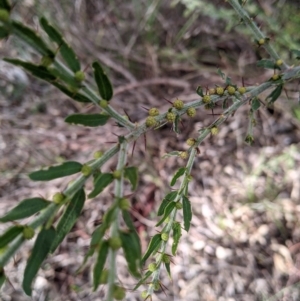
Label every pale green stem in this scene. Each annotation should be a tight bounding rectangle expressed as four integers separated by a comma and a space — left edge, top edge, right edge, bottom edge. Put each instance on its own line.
227, 0, 289, 70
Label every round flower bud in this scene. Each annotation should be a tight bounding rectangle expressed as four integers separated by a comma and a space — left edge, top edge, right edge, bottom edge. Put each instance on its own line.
113, 285, 126, 300
276, 59, 283, 66
258, 38, 265, 45
148, 108, 159, 116
238, 87, 246, 94
175, 201, 183, 210
179, 151, 188, 159
161, 232, 169, 241
108, 237, 122, 250
272, 74, 279, 81
210, 126, 219, 135
74, 71, 85, 82
202, 95, 211, 104
145, 116, 157, 127
208, 88, 216, 95
227, 86, 236, 95
52, 192, 65, 204
186, 138, 196, 146
173, 99, 184, 110
99, 269, 109, 284
99, 99, 108, 108
141, 291, 149, 299
23, 226, 35, 240
162, 254, 170, 264
216, 87, 224, 95
119, 198, 131, 210
93, 150, 103, 159
164, 216, 170, 224
245, 134, 254, 145
166, 112, 176, 122
0, 9, 10, 22
148, 263, 157, 272
113, 170, 122, 179
186, 107, 196, 118
152, 281, 160, 291
81, 164, 92, 177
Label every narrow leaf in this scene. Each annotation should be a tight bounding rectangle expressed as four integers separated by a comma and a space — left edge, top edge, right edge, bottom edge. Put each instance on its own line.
23, 227, 56, 296
120, 231, 141, 277
0, 225, 24, 249
51, 82, 91, 103
92, 61, 113, 101
141, 234, 162, 265
257, 59, 280, 70
65, 114, 110, 127
133, 270, 152, 290
0, 26, 9, 39
4, 58, 56, 81
174, 114, 180, 134
93, 240, 109, 291
172, 223, 182, 255
266, 84, 283, 104
156, 201, 176, 227
50, 189, 85, 253
11, 21, 53, 56
0, 198, 50, 222
291, 49, 300, 60
251, 97, 261, 111
48, 67, 79, 88
124, 166, 138, 190
88, 173, 114, 198
182, 196, 192, 232
165, 262, 171, 278
122, 210, 135, 230
0, 0, 10, 11
157, 191, 178, 216
170, 167, 186, 186
40, 17, 80, 72
29, 161, 82, 181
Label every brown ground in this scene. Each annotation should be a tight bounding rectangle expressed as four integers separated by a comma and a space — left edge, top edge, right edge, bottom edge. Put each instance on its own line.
1, 1, 300, 301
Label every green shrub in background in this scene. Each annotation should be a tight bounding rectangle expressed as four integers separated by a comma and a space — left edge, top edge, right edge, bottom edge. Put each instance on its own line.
0, 0, 300, 300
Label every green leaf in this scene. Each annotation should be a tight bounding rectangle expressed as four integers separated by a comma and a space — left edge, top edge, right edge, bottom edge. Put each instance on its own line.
65, 114, 110, 127
29, 161, 82, 181
165, 262, 171, 278
11, 21, 53, 56
93, 240, 109, 291
133, 270, 152, 290
170, 167, 186, 186
120, 231, 141, 277
162, 151, 181, 159
174, 114, 180, 134
257, 59, 280, 70
0, 198, 50, 222
217, 68, 225, 79
0, 225, 24, 249
182, 196, 192, 232
0, 0, 11, 11
156, 201, 176, 227
0, 26, 9, 39
40, 17, 80, 72
88, 173, 114, 198
266, 84, 283, 104
124, 166, 138, 190
157, 191, 177, 216
22, 227, 56, 296
122, 210, 135, 230
50, 189, 85, 253
51, 82, 91, 103
92, 61, 113, 101
0, 270, 5, 290
291, 49, 300, 60
141, 234, 162, 265
172, 222, 182, 255
251, 97, 261, 111
196, 86, 204, 97
48, 67, 79, 88
4, 58, 56, 81
225, 76, 233, 85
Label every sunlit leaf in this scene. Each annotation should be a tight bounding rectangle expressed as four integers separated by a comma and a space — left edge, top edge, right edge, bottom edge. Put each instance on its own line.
157, 191, 177, 216
93, 240, 109, 291
165, 262, 171, 278
182, 196, 192, 232
65, 114, 110, 127
170, 167, 186, 186
0, 198, 50, 222
0, 225, 24, 249
50, 189, 85, 253
124, 166, 138, 190
156, 201, 176, 226
141, 234, 162, 265
92, 61, 113, 101
88, 173, 114, 198
23, 227, 56, 296
172, 222, 182, 255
